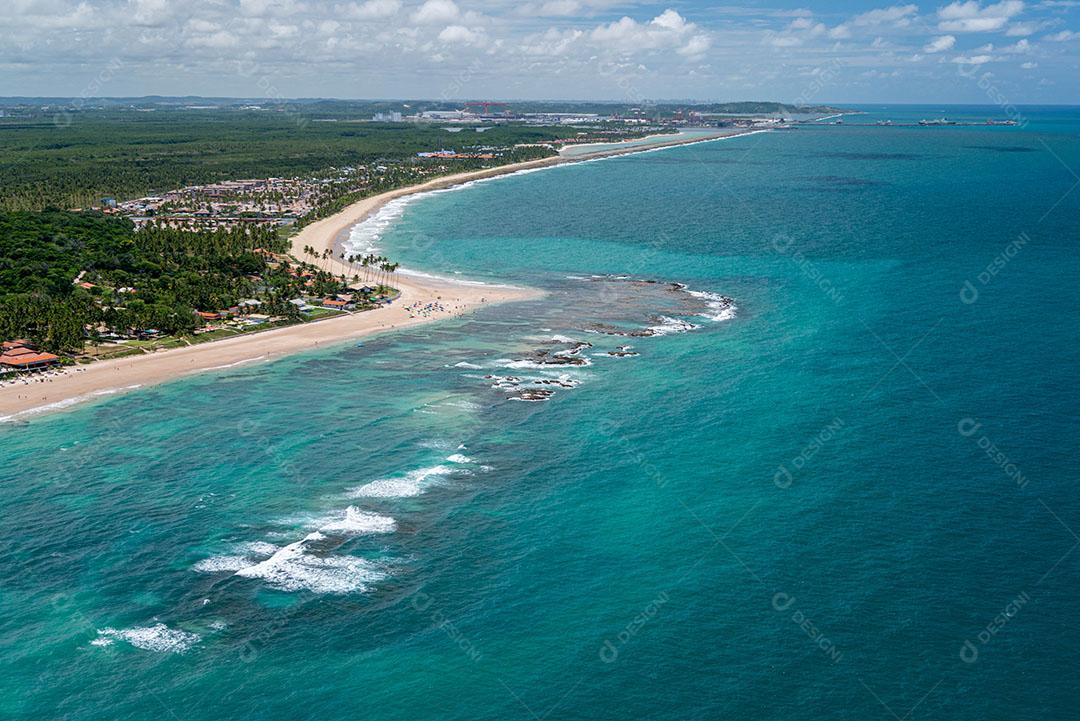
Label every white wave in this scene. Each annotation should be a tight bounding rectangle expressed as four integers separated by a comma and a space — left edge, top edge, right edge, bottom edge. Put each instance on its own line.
440, 399, 481, 411
0, 384, 143, 423
503, 358, 593, 369
453, 361, 485, 369
684, 289, 738, 322
344, 195, 415, 256
238, 541, 279, 556
193, 555, 251, 573
234, 532, 387, 594
317, 506, 396, 535
349, 464, 457, 498
205, 357, 265, 371
396, 267, 514, 288
446, 453, 472, 464
95, 624, 200, 654
647, 316, 701, 336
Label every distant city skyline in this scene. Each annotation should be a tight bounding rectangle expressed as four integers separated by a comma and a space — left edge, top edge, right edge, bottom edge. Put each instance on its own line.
5, 0, 1080, 103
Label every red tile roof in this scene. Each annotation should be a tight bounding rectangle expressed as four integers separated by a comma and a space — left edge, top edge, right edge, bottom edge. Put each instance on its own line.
0, 351, 59, 368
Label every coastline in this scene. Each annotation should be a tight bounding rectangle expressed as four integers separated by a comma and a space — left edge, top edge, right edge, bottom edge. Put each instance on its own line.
0, 126, 757, 422
0, 274, 531, 422
293, 127, 755, 268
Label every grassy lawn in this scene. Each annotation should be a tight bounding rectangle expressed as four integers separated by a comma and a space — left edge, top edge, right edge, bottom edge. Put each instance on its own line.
303, 307, 347, 320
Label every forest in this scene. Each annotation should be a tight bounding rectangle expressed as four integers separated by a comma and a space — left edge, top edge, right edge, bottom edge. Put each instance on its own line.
0, 111, 588, 211
0, 210, 307, 351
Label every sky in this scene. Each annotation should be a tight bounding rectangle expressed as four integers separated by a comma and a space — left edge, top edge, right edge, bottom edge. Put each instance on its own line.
3, 0, 1080, 103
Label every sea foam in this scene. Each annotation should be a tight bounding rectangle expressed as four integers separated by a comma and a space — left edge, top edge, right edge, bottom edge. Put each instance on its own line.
234, 532, 387, 594
349, 464, 457, 498
317, 506, 396, 535
95, 624, 200, 654
685, 289, 738, 322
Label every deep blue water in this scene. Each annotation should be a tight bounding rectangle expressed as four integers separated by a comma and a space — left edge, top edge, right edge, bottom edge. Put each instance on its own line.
1, 106, 1078, 720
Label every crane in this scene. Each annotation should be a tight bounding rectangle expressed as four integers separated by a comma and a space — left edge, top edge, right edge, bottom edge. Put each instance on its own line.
464, 101, 509, 115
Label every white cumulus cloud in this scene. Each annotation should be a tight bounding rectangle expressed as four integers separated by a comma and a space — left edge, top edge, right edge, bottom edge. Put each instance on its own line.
438, 24, 484, 45
852, 4, 919, 26
411, 0, 459, 24
938, 0, 1025, 33
338, 0, 401, 20
590, 9, 710, 58
924, 34, 957, 51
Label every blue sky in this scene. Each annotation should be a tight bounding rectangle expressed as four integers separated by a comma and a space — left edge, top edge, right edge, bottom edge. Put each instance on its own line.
3, 0, 1079, 103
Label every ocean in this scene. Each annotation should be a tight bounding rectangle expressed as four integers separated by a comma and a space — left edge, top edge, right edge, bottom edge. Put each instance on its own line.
1, 105, 1078, 720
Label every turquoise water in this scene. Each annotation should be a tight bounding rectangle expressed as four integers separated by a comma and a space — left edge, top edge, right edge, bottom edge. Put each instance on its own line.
2, 106, 1078, 720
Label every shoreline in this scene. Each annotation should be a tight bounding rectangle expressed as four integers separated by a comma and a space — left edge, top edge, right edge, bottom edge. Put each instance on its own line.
0, 275, 533, 423
0, 126, 758, 422
293, 127, 756, 267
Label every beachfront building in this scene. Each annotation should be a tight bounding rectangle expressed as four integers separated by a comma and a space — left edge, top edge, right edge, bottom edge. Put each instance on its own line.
319, 298, 349, 311
0, 340, 60, 371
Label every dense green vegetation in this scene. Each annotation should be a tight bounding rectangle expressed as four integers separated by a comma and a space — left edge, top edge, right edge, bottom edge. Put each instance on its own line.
0, 112, 581, 211
0, 210, 309, 351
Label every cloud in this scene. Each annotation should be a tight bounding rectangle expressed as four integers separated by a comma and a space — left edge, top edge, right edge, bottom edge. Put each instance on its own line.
129, 0, 171, 26
1003, 37, 1033, 50
852, 4, 919, 26
527, 0, 581, 16
438, 24, 484, 45
1, 0, 1077, 103
1004, 18, 1055, 34
766, 15, 836, 46
411, 0, 459, 24
924, 34, 957, 51
651, 8, 688, 32
590, 9, 710, 58
520, 27, 583, 55
678, 33, 711, 57
186, 30, 240, 48
938, 1, 1025, 33
339, 0, 401, 20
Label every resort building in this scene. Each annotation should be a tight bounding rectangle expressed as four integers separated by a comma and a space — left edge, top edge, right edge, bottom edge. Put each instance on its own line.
0, 341, 60, 371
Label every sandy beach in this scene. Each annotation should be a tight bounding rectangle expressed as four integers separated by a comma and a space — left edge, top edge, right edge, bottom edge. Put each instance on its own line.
0, 127, 753, 421
290, 127, 753, 269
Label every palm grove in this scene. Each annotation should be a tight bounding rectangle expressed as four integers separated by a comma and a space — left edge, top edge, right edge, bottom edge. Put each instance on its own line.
0, 210, 385, 352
